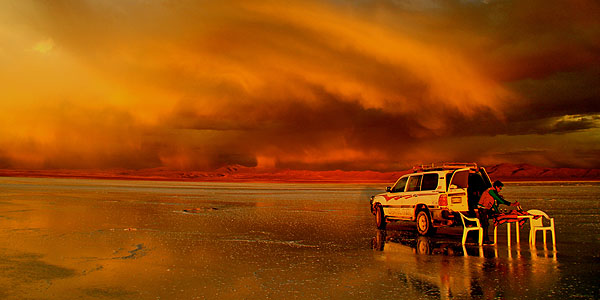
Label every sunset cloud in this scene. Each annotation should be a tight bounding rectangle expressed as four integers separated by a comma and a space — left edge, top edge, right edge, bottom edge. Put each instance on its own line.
32, 38, 55, 54
0, 0, 598, 171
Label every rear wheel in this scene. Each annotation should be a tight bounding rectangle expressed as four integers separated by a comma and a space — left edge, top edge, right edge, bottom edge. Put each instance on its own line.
375, 205, 387, 230
416, 210, 436, 236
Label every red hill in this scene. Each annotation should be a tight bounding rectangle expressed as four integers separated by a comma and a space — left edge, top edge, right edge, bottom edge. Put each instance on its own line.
0, 163, 598, 183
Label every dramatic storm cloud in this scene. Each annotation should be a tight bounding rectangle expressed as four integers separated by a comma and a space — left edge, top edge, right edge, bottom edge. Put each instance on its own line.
0, 0, 598, 171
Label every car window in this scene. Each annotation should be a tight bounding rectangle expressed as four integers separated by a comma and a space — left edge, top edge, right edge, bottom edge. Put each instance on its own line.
421, 173, 439, 191
391, 177, 408, 193
406, 175, 422, 192
450, 170, 469, 189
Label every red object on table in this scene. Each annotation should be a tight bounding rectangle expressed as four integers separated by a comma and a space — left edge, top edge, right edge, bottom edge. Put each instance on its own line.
493, 209, 541, 228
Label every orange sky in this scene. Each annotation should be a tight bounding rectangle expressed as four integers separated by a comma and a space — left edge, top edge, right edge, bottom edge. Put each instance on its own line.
0, 0, 599, 171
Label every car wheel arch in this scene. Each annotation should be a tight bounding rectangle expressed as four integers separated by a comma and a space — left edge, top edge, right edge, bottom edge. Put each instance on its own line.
415, 208, 437, 236
413, 204, 429, 220
375, 204, 387, 230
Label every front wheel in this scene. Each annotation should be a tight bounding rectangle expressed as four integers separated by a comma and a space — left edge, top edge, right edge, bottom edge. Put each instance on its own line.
375, 205, 387, 230
416, 210, 436, 236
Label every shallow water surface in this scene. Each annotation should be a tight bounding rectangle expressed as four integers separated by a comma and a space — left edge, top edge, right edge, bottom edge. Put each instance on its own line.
0, 178, 598, 299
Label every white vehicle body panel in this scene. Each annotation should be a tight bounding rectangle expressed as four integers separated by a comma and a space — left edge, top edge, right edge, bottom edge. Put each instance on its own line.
370, 163, 493, 234
446, 168, 470, 212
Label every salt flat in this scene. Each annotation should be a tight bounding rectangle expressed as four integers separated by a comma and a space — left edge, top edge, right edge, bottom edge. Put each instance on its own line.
0, 177, 598, 299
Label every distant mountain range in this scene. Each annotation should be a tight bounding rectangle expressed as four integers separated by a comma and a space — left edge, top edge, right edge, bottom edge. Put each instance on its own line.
0, 163, 598, 183
484, 163, 600, 182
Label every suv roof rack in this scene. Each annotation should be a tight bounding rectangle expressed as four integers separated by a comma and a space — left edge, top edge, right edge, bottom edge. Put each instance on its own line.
413, 162, 478, 172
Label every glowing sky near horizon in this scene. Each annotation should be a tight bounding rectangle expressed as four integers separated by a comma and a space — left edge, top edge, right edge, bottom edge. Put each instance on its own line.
0, 0, 599, 171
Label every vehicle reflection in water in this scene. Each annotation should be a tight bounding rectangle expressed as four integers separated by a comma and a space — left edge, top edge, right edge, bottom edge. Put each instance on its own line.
371, 230, 559, 299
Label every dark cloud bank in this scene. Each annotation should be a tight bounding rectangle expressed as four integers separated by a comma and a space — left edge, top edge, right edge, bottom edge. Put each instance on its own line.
1, 0, 599, 171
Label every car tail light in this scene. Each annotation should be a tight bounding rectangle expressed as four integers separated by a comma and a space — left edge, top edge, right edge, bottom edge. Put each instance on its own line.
438, 194, 448, 206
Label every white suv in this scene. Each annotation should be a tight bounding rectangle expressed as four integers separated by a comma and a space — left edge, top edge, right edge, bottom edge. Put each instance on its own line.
370, 163, 492, 235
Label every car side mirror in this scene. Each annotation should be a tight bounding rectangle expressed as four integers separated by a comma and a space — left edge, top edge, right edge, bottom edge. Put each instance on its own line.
449, 184, 458, 190
386, 186, 391, 193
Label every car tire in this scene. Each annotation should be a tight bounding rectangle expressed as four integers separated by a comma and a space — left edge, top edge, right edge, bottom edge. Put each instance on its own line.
375, 205, 387, 230
416, 210, 435, 236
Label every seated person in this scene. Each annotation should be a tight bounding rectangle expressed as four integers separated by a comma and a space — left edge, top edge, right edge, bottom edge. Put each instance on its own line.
477, 180, 520, 243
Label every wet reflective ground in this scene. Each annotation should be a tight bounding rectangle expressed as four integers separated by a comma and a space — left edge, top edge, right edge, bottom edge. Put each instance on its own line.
0, 178, 598, 299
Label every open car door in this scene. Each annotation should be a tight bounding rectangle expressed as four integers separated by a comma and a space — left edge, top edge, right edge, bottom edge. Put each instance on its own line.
447, 168, 469, 212
479, 167, 493, 188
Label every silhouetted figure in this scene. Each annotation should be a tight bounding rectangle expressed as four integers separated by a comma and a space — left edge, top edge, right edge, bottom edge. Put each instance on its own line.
477, 180, 520, 244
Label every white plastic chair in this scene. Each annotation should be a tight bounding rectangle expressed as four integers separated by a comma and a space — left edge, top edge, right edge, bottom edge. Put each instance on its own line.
459, 212, 483, 245
527, 209, 556, 247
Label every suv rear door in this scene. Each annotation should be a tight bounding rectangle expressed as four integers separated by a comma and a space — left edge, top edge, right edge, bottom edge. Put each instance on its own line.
403, 173, 440, 218
447, 168, 469, 212
479, 167, 492, 188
